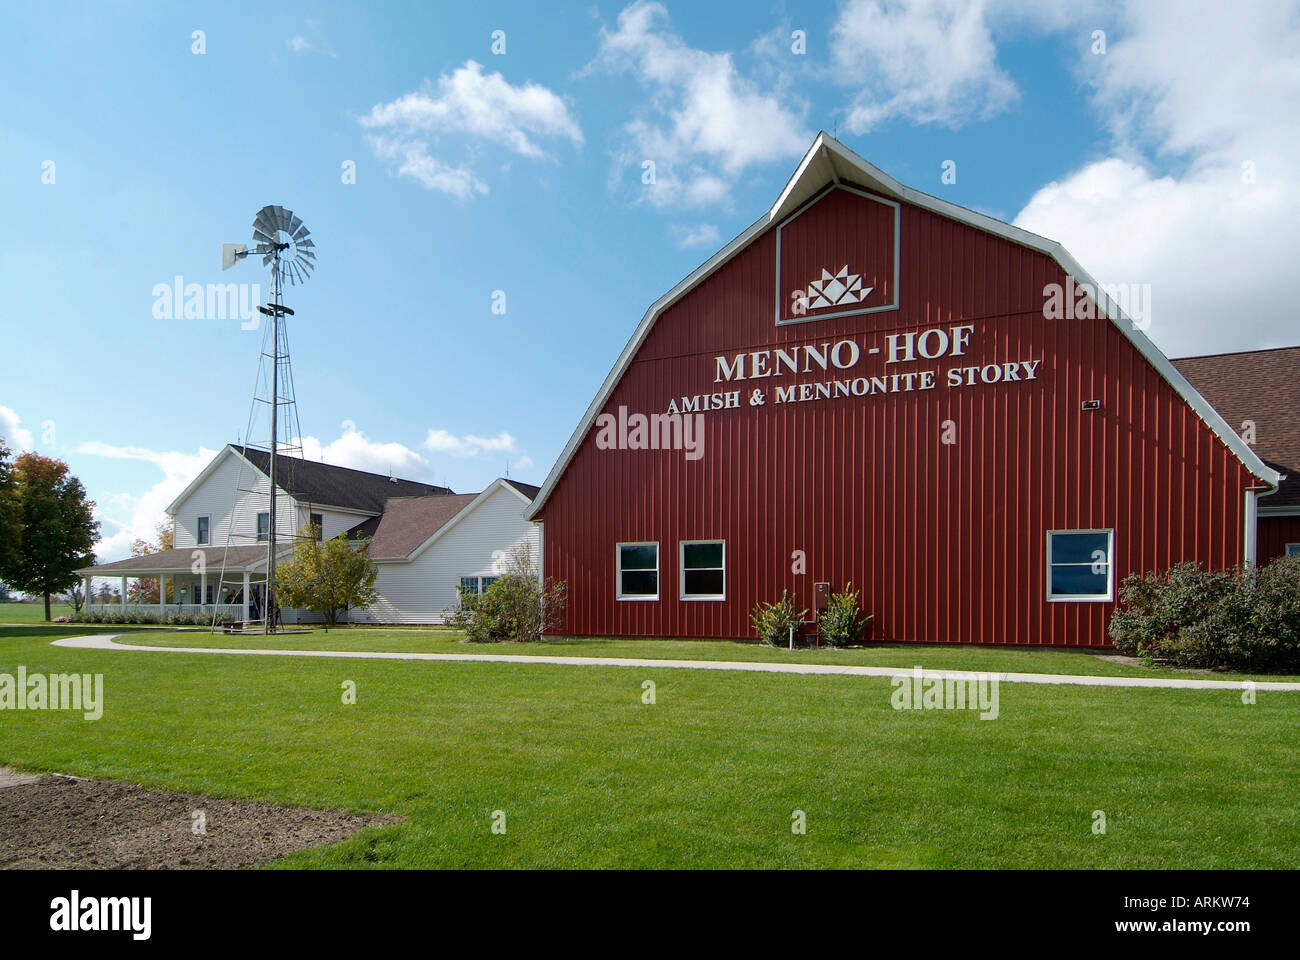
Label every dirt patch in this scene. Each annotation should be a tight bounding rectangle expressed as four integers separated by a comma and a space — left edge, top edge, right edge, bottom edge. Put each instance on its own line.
0, 773, 398, 869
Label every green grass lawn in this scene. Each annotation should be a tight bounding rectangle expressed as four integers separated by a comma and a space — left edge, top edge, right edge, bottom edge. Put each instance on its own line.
3, 622, 1298, 868
109, 625, 1300, 684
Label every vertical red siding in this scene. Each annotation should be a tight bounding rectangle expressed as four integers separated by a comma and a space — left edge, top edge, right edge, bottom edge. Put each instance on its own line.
1258, 516, 1300, 564
538, 187, 1256, 646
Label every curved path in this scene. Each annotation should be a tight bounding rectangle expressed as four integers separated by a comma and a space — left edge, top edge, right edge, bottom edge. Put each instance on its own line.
50, 633, 1300, 691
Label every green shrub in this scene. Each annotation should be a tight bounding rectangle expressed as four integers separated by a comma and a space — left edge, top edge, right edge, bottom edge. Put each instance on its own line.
750, 590, 807, 647
817, 584, 871, 647
1109, 556, 1300, 671
447, 570, 566, 643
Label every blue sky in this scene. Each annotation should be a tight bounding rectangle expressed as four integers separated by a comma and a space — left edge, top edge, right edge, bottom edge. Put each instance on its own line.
2, 0, 1297, 559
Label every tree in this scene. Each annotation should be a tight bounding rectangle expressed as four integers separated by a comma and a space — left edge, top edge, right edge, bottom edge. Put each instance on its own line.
4, 453, 99, 621
62, 580, 86, 614
275, 524, 378, 629
127, 520, 175, 603
0, 441, 20, 576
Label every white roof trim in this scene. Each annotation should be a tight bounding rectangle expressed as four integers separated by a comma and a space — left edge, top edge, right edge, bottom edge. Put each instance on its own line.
527, 132, 1279, 518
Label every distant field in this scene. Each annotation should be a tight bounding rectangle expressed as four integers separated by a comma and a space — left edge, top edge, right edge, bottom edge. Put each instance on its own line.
0, 602, 76, 623
4, 622, 1299, 868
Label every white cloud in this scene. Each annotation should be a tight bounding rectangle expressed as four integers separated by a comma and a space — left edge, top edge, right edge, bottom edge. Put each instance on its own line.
362, 60, 582, 197
591, 1, 810, 209
1012, 0, 1300, 356
670, 223, 721, 249
367, 136, 487, 199
830, 0, 1019, 133
424, 429, 519, 457
74, 442, 218, 562
511, 455, 535, 473
287, 32, 335, 57
0, 406, 33, 452
294, 429, 432, 480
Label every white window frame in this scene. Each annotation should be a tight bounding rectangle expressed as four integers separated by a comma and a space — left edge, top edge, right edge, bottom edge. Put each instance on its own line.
196, 515, 210, 545
1046, 528, 1115, 602
310, 512, 324, 540
680, 539, 726, 601
1286, 543, 1300, 557
256, 511, 270, 542
616, 541, 659, 601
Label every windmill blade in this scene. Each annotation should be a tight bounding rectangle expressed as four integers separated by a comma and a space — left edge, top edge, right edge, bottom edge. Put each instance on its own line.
262, 253, 275, 267
297, 247, 316, 262
272, 206, 292, 231
253, 228, 277, 246
288, 215, 303, 236
296, 238, 315, 249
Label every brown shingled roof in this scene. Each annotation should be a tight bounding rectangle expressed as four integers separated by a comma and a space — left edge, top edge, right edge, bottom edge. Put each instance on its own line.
349, 494, 479, 559
1172, 345, 1300, 506
236, 445, 452, 512
78, 545, 292, 575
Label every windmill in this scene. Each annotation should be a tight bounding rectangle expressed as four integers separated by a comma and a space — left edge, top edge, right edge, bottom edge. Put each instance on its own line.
219, 205, 315, 634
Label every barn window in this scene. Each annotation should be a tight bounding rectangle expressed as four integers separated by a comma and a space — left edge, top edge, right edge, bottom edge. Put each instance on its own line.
256, 512, 270, 542
1047, 530, 1114, 601
1287, 543, 1300, 557
681, 540, 725, 600
197, 515, 210, 545
617, 543, 659, 600
310, 513, 324, 539
458, 576, 480, 596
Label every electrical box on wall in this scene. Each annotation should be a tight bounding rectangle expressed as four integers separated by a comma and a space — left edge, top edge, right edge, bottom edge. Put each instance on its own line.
814, 582, 830, 610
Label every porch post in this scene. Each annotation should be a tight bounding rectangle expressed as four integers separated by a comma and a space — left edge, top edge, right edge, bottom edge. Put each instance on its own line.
200, 569, 207, 609
119, 576, 128, 607
242, 571, 250, 622
159, 574, 168, 609
84, 576, 92, 611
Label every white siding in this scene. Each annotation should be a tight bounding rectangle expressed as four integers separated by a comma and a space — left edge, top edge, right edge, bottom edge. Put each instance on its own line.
352, 483, 539, 625
172, 450, 312, 550
293, 504, 370, 541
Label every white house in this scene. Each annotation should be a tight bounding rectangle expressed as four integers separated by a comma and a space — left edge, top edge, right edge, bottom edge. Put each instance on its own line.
77, 443, 540, 625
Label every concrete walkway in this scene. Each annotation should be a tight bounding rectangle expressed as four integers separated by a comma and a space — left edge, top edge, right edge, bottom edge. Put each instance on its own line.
49, 633, 1300, 691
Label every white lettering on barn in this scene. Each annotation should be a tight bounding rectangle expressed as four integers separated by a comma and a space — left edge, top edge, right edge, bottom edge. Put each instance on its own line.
681, 326, 1041, 414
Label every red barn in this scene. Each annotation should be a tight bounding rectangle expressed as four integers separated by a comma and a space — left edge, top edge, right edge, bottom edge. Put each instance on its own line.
527, 134, 1282, 647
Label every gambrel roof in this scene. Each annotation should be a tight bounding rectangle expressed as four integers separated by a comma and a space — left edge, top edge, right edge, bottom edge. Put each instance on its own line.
526, 132, 1281, 518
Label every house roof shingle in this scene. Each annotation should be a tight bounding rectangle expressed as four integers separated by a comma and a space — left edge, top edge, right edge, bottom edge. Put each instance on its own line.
502, 478, 541, 500
348, 494, 479, 559
78, 545, 292, 576
235, 444, 452, 513
1172, 345, 1300, 506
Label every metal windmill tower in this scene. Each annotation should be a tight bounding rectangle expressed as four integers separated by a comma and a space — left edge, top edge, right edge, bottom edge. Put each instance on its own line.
219, 205, 316, 633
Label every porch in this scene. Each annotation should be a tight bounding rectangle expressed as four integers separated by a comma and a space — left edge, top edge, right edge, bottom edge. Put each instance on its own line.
76, 545, 295, 623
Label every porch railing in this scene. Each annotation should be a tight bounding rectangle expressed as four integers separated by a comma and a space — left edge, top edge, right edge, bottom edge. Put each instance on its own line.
84, 603, 244, 618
